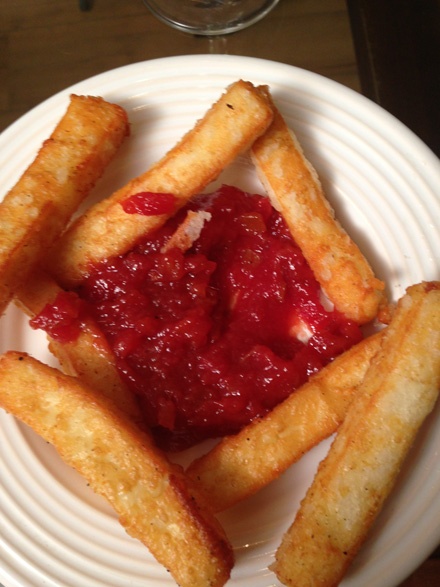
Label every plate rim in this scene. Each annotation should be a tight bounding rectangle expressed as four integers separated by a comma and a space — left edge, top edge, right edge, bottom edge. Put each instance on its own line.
1, 53, 439, 587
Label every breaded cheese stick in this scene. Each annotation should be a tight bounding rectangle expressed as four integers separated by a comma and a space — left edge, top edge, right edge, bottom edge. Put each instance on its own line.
0, 95, 129, 316
0, 352, 234, 587
14, 270, 144, 428
272, 281, 440, 587
49, 80, 274, 288
187, 332, 382, 512
251, 101, 385, 324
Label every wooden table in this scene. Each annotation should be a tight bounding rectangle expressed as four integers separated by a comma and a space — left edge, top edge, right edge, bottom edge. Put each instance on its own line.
347, 0, 440, 157
1, 1, 439, 585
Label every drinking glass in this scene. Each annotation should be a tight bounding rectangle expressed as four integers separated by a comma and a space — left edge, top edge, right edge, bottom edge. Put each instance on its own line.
143, 0, 280, 36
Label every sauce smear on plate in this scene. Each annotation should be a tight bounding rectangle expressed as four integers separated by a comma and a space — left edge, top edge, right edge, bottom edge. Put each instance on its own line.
36, 186, 363, 451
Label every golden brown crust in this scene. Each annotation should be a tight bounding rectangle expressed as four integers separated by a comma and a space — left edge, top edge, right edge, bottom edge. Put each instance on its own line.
14, 270, 144, 427
251, 101, 386, 324
3, 83, 432, 586
272, 282, 440, 587
0, 352, 233, 587
187, 332, 383, 512
48, 80, 274, 288
0, 94, 129, 315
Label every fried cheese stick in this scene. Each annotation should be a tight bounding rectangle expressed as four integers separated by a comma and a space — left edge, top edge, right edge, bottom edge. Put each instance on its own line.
272, 281, 440, 587
187, 332, 382, 512
14, 270, 144, 428
0, 95, 129, 316
0, 352, 234, 587
49, 80, 274, 288
251, 100, 385, 324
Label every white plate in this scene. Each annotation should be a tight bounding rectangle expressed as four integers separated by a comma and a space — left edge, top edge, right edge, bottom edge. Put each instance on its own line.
0, 55, 439, 587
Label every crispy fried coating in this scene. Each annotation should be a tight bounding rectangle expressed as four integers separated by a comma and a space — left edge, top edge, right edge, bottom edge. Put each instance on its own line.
187, 333, 382, 512
0, 95, 129, 316
14, 270, 144, 428
272, 282, 440, 587
251, 99, 386, 324
0, 352, 234, 587
48, 80, 274, 288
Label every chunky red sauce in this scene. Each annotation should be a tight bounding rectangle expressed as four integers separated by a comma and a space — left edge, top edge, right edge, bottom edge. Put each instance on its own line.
121, 191, 177, 216
34, 186, 363, 451
31, 291, 87, 344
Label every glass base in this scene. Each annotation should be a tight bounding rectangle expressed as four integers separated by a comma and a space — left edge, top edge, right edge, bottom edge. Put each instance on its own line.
143, 0, 280, 36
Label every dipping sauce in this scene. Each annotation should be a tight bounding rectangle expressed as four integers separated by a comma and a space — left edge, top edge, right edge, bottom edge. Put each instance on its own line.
35, 185, 363, 451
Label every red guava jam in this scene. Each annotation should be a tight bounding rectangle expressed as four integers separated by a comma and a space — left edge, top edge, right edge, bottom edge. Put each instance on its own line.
35, 185, 363, 451
30, 291, 87, 344
121, 191, 177, 216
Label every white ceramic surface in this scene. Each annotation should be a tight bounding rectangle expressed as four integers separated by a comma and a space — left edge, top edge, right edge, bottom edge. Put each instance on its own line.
0, 55, 439, 587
